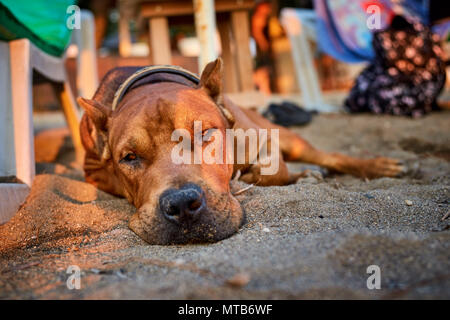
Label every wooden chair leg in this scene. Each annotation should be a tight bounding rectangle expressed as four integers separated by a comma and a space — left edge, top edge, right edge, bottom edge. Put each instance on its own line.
148, 17, 171, 65
230, 10, 254, 92
53, 81, 85, 166
218, 16, 239, 93
118, 0, 132, 58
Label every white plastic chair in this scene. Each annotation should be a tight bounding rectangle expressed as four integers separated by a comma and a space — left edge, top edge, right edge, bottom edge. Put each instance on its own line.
281, 8, 337, 112
0, 10, 97, 224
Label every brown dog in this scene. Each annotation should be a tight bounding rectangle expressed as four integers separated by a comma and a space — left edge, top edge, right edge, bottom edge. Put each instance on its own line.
77, 59, 403, 244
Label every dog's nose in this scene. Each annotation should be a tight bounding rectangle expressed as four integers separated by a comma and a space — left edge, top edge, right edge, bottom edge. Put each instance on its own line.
159, 183, 206, 224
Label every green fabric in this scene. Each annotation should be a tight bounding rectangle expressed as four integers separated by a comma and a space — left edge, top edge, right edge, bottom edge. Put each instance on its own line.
0, 0, 76, 56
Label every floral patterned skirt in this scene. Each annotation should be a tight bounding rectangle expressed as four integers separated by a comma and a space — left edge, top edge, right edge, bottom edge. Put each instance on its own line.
345, 16, 446, 118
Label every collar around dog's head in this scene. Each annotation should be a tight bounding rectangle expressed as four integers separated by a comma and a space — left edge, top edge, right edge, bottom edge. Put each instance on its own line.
110, 64, 235, 126
111, 65, 201, 111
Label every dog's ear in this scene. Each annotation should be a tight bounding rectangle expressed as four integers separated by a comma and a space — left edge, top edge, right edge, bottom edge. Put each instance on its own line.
77, 97, 112, 160
199, 58, 235, 127
200, 58, 223, 104
77, 97, 111, 130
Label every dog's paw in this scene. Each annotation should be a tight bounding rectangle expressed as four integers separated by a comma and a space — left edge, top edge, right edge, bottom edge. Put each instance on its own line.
293, 170, 323, 184
362, 157, 406, 179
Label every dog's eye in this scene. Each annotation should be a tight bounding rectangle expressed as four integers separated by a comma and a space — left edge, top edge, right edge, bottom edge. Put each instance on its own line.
120, 152, 139, 163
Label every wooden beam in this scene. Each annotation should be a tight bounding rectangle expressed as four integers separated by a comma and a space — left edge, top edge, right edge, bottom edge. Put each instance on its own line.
140, 0, 254, 18
218, 16, 239, 93
54, 82, 85, 166
118, 2, 132, 58
148, 17, 172, 65
194, 0, 218, 71
231, 10, 254, 91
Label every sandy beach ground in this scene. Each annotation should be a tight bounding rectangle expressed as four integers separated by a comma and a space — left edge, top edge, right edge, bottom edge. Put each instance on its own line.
0, 111, 449, 299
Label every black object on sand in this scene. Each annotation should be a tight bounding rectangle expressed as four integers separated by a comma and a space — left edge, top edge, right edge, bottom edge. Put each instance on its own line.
262, 101, 317, 127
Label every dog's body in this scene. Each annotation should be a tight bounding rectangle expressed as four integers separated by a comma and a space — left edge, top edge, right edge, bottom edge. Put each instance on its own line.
77, 59, 403, 244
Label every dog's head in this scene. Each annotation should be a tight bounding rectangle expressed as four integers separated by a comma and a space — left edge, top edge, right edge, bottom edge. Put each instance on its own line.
77, 59, 244, 244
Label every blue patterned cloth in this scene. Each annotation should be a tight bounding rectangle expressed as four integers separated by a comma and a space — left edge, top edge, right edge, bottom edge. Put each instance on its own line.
313, 0, 430, 62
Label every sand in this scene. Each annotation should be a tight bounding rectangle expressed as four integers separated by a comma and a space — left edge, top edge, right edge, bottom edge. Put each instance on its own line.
0, 112, 449, 299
